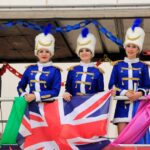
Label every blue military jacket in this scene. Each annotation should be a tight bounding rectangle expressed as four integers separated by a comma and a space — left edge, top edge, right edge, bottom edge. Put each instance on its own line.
109, 57, 150, 96
17, 62, 61, 101
65, 62, 104, 96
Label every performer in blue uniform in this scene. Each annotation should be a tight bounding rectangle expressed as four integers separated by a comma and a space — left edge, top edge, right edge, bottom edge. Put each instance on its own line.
17, 32, 61, 102
109, 19, 150, 140
63, 28, 104, 101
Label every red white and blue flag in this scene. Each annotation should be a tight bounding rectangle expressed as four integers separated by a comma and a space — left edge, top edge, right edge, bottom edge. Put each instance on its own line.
17, 91, 111, 150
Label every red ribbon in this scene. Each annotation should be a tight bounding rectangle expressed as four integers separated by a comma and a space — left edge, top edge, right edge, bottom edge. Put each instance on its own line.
6, 63, 23, 79
0, 64, 7, 76
96, 60, 102, 66
143, 50, 150, 56
0, 63, 22, 78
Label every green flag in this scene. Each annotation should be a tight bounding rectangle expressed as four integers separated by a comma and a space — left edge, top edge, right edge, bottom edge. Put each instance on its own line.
0, 97, 27, 145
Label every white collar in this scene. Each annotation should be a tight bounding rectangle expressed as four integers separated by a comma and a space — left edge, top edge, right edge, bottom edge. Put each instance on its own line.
37, 61, 53, 67
80, 61, 94, 67
124, 57, 139, 63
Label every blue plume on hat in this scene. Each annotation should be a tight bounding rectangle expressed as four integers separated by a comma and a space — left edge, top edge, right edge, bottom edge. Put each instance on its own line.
81, 28, 89, 38
44, 24, 52, 36
131, 18, 142, 31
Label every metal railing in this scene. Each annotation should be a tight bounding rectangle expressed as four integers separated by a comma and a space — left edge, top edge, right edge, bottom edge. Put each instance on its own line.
0, 98, 14, 134
0, 96, 148, 134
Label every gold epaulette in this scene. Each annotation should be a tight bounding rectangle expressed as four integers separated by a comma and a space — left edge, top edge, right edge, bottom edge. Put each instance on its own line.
53, 65, 63, 72
94, 66, 105, 74
110, 60, 123, 66
67, 65, 79, 71
98, 67, 105, 74
25, 64, 36, 69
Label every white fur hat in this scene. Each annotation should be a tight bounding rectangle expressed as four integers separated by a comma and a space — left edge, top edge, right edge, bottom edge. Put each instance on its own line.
76, 28, 96, 57
124, 19, 145, 52
35, 33, 55, 56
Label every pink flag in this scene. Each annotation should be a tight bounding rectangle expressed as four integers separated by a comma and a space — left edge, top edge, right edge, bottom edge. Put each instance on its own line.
111, 95, 150, 146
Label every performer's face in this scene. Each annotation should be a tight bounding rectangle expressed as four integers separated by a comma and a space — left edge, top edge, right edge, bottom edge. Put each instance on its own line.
37, 49, 52, 63
79, 48, 92, 63
125, 44, 139, 59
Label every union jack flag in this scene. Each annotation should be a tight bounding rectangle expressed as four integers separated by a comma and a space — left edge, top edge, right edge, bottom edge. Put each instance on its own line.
17, 91, 111, 150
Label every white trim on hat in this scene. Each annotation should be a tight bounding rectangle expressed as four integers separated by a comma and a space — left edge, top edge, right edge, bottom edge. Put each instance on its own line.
35, 33, 55, 56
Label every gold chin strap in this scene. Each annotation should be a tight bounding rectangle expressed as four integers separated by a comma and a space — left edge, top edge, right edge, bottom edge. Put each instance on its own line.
35, 40, 53, 50
78, 40, 91, 46
38, 40, 52, 47
127, 35, 141, 41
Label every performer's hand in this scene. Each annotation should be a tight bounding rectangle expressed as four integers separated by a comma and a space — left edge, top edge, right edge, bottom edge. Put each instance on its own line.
126, 91, 142, 102
111, 89, 116, 97
63, 92, 72, 102
125, 91, 134, 101
129, 92, 143, 102
25, 94, 36, 102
